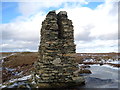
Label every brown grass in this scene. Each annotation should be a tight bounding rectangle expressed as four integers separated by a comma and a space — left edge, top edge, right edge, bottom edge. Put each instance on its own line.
2, 52, 38, 82
75, 56, 84, 63
2, 52, 119, 82
3, 52, 38, 68
1, 52, 20, 58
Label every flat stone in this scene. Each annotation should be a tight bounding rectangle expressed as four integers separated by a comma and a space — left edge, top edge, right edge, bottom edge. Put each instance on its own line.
52, 58, 61, 65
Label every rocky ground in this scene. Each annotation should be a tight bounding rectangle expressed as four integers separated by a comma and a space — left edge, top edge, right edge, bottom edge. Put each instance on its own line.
1, 52, 38, 83
75, 53, 120, 67
0, 52, 119, 88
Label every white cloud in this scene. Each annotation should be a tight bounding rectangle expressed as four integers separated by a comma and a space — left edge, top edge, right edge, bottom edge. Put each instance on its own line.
18, 2, 61, 16
57, 1, 118, 52
2, 13, 45, 40
1, 39, 38, 52
76, 40, 118, 53
1, 1, 118, 52
89, 1, 118, 38
17, 0, 88, 17
57, 1, 118, 40
1, 13, 45, 52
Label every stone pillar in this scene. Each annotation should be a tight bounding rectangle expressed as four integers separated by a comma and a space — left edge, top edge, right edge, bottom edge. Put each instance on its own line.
33, 10, 84, 88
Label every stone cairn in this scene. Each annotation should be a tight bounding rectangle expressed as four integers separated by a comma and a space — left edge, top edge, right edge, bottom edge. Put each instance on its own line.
33, 10, 84, 88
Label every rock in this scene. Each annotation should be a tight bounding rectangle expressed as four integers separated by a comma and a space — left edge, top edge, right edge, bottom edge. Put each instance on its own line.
78, 69, 92, 74
80, 65, 91, 69
52, 58, 61, 66
58, 11, 67, 15
32, 10, 85, 88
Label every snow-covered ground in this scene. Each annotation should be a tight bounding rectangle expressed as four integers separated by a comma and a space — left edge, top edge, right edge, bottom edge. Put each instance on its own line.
83, 58, 95, 62
0, 53, 17, 68
0, 53, 17, 60
0, 84, 7, 88
106, 60, 120, 64
83, 58, 119, 64
9, 75, 31, 83
0, 75, 32, 88
102, 64, 119, 70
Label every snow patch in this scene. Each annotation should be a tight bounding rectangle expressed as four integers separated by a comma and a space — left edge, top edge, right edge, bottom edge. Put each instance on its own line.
0, 84, 7, 88
90, 64, 100, 66
5, 67, 16, 71
0, 59, 4, 63
0, 75, 32, 88
36, 75, 40, 78
2, 53, 17, 60
84, 58, 94, 62
102, 64, 119, 70
107, 60, 120, 64
78, 64, 84, 67
9, 75, 32, 83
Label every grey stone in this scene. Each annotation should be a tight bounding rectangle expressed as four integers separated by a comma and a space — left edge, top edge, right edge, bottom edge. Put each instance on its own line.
58, 11, 67, 15
32, 10, 85, 88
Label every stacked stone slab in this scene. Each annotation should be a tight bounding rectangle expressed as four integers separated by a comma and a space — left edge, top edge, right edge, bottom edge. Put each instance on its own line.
33, 10, 84, 88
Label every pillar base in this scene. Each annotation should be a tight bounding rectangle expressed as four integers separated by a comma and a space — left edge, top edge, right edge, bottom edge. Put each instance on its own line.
35, 76, 85, 88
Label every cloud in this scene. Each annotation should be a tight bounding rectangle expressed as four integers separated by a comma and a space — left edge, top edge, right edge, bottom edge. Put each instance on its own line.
1, 40, 38, 52
2, 13, 45, 40
76, 40, 118, 53
56, 1, 118, 52
1, 13, 45, 52
1, 1, 118, 52
18, 2, 61, 16
18, 0, 88, 17
57, 1, 118, 41
75, 24, 95, 41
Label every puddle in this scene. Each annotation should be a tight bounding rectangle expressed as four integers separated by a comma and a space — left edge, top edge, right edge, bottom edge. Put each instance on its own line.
82, 64, 119, 88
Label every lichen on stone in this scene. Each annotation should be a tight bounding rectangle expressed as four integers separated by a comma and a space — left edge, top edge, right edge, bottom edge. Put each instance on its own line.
33, 10, 85, 88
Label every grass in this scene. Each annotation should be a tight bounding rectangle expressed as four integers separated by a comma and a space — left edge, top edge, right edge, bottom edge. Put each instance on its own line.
3, 52, 38, 68
1, 52, 120, 83
2, 52, 38, 82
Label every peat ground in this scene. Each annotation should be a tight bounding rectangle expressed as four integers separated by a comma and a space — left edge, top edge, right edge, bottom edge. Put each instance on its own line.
0, 52, 120, 84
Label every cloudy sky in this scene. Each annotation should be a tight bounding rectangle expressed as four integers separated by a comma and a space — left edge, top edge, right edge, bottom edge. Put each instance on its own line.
1, 0, 119, 53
